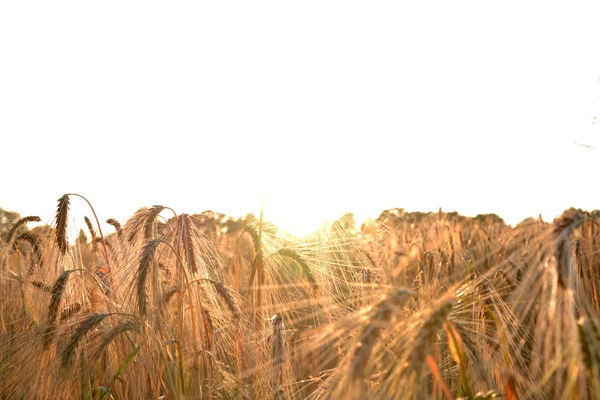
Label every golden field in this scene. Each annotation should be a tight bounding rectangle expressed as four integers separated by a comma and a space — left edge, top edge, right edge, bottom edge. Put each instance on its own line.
1, 194, 599, 399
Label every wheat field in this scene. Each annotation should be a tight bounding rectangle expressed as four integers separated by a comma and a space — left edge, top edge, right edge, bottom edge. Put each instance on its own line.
1, 194, 599, 399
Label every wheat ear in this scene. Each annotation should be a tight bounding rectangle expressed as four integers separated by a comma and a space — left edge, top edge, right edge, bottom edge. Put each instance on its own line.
106, 218, 123, 239
406, 296, 456, 375
137, 239, 161, 317
60, 313, 110, 368
4, 216, 41, 244
43, 270, 75, 348
553, 208, 585, 290
350, 288, 412, 380
93, 320, 140, 361
178, 214, 199, 274
271, 314, 286, 394
277, 248, 318, 293
55, 194, 70, 255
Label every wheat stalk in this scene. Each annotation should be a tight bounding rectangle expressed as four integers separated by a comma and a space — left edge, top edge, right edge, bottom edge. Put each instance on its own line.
60, 303, 82, 321
578, 317, 600, 397
93, 320, 139, 361
13, 231, 43, 274
178, 213, 199, 274
350, 288, 413, 380
271, 314, 286, 395
106, 218, 123, 239
3, 216, 41, 244
43, 270, 75, 348
277, 248, 318, 293
84, 216, 96, 242
125, 205, 166, 243
31, 280, 53, 292
553, 208, 586, 290
160, 286, 180, 307
137, 239, 161, 317
210, 280, 241, 321
406, 296, 456, 376
60, 313, 110, 368
55, 194, 70, 255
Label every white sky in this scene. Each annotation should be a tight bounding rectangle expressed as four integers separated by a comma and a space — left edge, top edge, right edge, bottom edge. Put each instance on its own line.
1, 2, 599, 236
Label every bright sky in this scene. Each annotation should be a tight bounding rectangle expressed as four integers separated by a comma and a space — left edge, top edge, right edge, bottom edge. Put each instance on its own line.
1, 2, 599, 237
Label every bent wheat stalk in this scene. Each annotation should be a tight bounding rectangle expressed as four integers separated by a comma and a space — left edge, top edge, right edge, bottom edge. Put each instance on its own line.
60, 313, 111, 368
4, 216, 41, 244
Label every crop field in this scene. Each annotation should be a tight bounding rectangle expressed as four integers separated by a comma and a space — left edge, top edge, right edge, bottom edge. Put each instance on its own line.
1, 194, 599, 399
